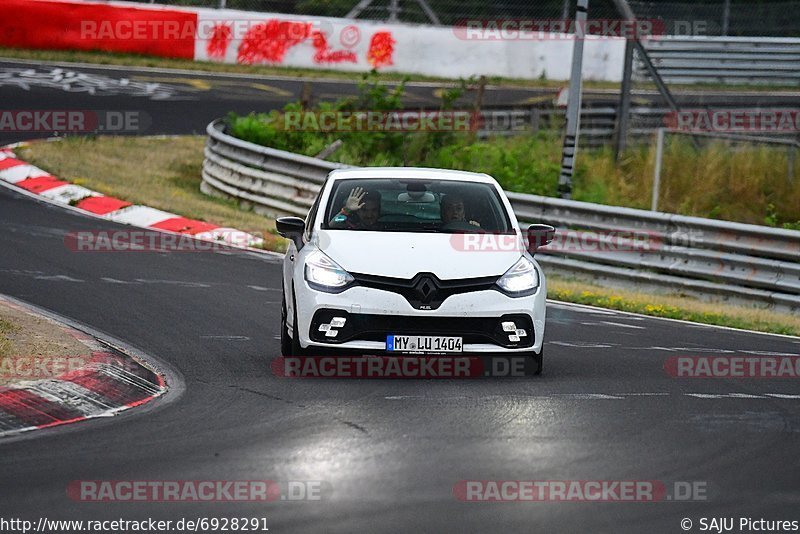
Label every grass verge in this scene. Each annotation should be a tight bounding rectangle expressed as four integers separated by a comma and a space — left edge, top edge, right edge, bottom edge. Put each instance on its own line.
0, 317, 19, 361
17, 136, 287, 252
0, 300, 93, 386
549, 276, 800, 337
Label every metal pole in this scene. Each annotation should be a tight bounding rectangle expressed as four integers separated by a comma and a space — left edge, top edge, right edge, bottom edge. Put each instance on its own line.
652, 127, 665, 211
217, 0, 226, 8
613, 40, 634, 160
722, 0, 731, 36
610, 0, 681, 116
558, 0, 588, 199
387, 0, 400, 22
346, 0, 373, 19
416, 0, 441, 25
561, 0, 570, 20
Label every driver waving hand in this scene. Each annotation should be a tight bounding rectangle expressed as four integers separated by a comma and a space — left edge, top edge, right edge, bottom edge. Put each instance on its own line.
329, 187, 382, 230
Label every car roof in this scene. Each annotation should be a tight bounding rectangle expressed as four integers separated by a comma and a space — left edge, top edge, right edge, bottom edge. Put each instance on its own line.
328, 167, 496, 184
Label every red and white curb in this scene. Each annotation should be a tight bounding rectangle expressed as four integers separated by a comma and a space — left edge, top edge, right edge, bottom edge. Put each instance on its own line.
0, 296, 167, 437
0, 146, 264, 248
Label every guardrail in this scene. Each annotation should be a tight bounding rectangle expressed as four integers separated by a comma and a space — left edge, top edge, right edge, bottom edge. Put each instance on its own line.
636, 37, 800, 86
202, 119, 800, 312
203, 120, 346, 216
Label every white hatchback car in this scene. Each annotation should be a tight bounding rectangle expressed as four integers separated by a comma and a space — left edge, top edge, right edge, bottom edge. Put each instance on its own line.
277, 167, 553, 374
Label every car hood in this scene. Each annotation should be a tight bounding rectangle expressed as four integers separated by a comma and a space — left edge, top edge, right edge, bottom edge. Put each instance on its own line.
317, 229, 524, 280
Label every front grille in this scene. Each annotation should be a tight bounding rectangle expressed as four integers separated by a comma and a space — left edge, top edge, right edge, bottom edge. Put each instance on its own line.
309, 310, 534, 349
350, 271, 500, 310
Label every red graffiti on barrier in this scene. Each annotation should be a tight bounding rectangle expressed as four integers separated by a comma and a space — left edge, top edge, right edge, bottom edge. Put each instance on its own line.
234, 19, 393, 67
237, 20, 313, 64
312, 30, 357, 63
367, 31, 396, 68
206, 23, 232, 59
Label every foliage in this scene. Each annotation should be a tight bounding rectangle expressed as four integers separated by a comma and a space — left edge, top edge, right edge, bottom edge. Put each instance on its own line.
228, 75, 800, 227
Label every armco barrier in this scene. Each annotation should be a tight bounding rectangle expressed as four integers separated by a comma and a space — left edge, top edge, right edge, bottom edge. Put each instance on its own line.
1, 0, 625, 82
201, 119, 800, 312
638, 37, 800, 86
202, 120, 345, 216
5, 1, 800, 84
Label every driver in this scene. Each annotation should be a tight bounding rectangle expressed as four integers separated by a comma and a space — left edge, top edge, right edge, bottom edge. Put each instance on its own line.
329, 187, 381, 230
441, 194, 480, 228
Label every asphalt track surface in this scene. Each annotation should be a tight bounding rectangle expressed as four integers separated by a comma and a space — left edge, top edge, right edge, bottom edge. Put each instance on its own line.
2, 57, 799, 144
1, 58, 800, 532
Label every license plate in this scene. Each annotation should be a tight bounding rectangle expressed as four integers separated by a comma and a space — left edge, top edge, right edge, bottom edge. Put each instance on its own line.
386, 335, 463, 353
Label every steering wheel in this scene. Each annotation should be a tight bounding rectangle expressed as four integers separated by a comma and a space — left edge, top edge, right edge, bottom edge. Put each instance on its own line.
441, 220, 485, 232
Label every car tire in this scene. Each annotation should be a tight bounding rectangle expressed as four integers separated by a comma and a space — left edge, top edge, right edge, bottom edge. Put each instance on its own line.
533, 348, 543, 376
524, 348, 543, 376
280, 284, 292, 357
290, 285, 306, 357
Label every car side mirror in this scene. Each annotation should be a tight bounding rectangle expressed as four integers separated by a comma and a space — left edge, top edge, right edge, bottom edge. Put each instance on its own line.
276, 217, 306, 251
526, 224, 555, 255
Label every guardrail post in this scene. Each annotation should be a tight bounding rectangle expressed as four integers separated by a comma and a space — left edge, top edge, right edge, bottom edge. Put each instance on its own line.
651, 127, 665, 211
530, 107, 540, 133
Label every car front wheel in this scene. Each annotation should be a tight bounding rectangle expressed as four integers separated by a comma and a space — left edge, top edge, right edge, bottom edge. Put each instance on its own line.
288, 285, 306, 357
521, 349, 543, 376
280, 285, 292, 356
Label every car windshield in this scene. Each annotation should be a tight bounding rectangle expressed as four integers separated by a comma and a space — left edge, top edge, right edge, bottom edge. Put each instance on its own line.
322, 178, 512, 233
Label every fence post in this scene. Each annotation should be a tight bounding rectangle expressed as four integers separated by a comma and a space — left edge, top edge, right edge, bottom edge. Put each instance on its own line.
651, 127, 665, 211
613, 40, 634, 161
721, 0, 731, 35
300, 82, 313, 109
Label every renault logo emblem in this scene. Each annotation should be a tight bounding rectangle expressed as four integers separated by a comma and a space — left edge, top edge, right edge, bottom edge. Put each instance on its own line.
414, 276, 437, 303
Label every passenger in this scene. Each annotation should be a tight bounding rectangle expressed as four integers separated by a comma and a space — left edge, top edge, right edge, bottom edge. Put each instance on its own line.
329, 187, 382, 230
441, 194, 480, 227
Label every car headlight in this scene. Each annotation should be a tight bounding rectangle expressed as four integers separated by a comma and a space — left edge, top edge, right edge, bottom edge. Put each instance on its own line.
496, 255, 539, 296
304, 250, 354, 292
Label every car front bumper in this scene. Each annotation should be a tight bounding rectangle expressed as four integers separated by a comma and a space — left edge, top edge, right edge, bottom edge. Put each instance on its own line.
294, 282, 546, 354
